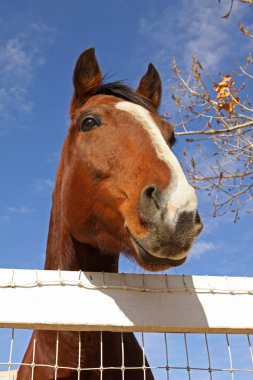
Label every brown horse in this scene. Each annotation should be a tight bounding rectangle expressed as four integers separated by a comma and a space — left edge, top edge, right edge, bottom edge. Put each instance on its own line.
17, 48, 202, 379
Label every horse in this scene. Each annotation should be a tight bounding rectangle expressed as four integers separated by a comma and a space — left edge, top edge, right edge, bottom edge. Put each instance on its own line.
17, 48, 203, 380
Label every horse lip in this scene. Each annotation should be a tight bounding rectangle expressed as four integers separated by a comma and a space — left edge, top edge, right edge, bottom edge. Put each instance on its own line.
126, 228, 187, 268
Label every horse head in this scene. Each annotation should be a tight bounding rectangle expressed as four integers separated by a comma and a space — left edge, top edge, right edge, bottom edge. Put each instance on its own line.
55, 48, 202, 272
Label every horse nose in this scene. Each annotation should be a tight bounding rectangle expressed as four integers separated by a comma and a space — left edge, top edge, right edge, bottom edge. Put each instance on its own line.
176, 210, 203, 236
194, 211, 203, 234
195, 210, 202, 227
140, 185, 203, 234
139, 186, 162, 223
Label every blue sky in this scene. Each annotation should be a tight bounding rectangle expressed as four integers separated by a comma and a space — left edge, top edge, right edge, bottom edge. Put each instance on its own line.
0, 0, 252, 277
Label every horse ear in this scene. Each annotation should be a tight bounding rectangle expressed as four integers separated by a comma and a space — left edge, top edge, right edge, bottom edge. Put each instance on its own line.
136, 64, 162, 110
70, 48, 102, 113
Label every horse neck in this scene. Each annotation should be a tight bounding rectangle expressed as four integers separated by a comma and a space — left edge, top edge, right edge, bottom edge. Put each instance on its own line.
44, 182, 119, 273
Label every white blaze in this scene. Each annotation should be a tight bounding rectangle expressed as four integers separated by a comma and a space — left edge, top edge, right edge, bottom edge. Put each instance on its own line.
116, 101, 197, 224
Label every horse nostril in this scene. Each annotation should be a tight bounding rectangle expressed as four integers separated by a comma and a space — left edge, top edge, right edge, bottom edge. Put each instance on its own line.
143, 186, 156, 199
195, 211, 201, 224
140, 186, 162, 223
142, 186, 161, 210
195, 211, 203, 235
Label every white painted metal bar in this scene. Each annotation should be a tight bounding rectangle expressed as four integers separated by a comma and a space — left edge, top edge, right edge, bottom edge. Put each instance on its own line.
0, 269, 253, 334
0, 370, 17, 380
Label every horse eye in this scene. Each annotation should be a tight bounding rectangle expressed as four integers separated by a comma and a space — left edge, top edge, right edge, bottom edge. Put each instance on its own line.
80, 116, 101, 131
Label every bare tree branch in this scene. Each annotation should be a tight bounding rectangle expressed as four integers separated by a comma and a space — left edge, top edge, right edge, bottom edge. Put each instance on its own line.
171, 54, 253, 222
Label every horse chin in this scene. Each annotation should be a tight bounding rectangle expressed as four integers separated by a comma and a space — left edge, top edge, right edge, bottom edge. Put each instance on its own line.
128, 233, 188, 271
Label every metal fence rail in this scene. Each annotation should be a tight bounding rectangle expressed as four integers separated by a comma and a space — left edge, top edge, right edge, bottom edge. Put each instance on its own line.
0, 269, 253, 379
1, 269, 253, 333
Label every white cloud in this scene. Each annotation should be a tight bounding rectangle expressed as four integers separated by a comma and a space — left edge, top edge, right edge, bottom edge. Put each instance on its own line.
46, 151, 61, 164
138, 0, 247, 72
8, 206, 36, 215
1, 38, 29, 75
190, 239, 217, 260
0, 22, 55, 128
33, 179, 54, 194
0, 206, 35, 223
178, 2, 229, 70
0, 215, 10, 223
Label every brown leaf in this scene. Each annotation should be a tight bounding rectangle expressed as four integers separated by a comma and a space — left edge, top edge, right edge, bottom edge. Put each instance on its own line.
172, 94, 181, 106
217, 88, 230, 99
172, 61, 177, 72
228, 101, 235, 113
247, 52, 253, 63
227, 80, 234, 88
239, 24, 252, 37
191, 157, 196, 169
217, 75, 233, 88
194, 70, 200, 79
218, 103, 229, 113
223, 75, 232, 83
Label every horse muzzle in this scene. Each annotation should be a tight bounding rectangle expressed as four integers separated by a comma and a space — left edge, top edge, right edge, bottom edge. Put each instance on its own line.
128, 230, 188, 268
126, 184, 203, 269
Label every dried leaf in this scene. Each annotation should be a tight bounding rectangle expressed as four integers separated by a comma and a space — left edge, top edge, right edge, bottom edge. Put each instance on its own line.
218, 102, 229, 113
227, 80, 234, 88
191, 157, 196, 169
172, 61, 177, 72
239, 24, 253, 38
228, 101, 235, 113
172, 94, 181, 106
194, 70, 200, 79
214, 75, 235, 101
247, 52, 253, 63
217, 88, 230, 99
218, 80, 229, 88
223, 75, 232, 83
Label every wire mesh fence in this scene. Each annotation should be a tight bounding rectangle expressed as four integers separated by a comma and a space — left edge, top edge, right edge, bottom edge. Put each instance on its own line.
0, 328, 253, 379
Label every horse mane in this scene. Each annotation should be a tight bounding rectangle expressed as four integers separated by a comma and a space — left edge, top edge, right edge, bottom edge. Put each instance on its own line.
96, 80, 158, 114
